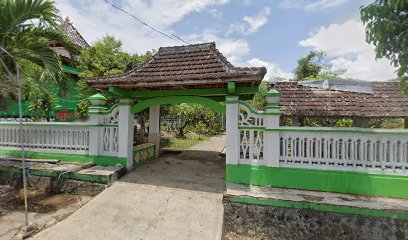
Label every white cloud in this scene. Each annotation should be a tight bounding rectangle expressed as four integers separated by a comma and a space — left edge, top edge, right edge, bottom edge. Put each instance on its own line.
243, 7, 271, 34
246, 58, 293, 81
56, 0, 229, 54
304, 0, 348, 11
279, 0, 349, 11
299, 19, 397, 81
188, 32, 294, 81
186, 30, 250, 64
227, 7, 271, 35
208, 8, 222, 20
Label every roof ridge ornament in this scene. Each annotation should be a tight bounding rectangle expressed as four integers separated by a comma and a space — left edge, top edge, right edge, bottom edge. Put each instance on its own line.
64, 16, 72, 24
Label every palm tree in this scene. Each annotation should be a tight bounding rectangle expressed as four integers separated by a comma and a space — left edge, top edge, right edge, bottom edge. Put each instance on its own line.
0, 0, 78, 101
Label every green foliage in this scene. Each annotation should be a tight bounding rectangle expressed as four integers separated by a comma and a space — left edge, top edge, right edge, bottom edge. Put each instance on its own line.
291, 117, 353, 127
195, 121, 207, 140
294, 51, 346, 81
0, 72, 16, 100
160, 135, 209, 150
167, 103, 223, 138
75, 99, 91, 119
78, 35, 153, 78
76, 79, 95, 100
75, 35, 152, 118
361, 0, 408, 91
334, 118, 353, 127
0, 0, 79, 102
74, 79, 94, 119
303, 72, 346, 81
25, 79, 56, 121
294, 51, 327, 81
21, 60, 67, 120
369, 118, 404, 128
251, 81, 268, 110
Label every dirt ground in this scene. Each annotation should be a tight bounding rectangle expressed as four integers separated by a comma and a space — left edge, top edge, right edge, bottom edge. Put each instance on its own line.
0, 185, 92, 240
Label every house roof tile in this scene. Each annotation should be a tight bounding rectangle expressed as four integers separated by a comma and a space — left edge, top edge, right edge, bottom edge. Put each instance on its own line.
275, 81, 408, 118
86, 42, 266, 90
61, 21, 90, 49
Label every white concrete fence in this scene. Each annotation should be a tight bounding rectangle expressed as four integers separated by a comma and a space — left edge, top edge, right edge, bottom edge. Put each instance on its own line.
0, 101, 135, 167
2, 92, 408, 174
226, 96, 408, 176
279, 129, 408, 175
0, 123, 90, 153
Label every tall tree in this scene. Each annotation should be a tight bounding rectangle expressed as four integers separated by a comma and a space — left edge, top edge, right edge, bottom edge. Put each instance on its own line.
75, 35, 153, 118
0, 0, 78, 101
294, 51, 345, 81
78, 35, 153, 78
361, 0, 408, 91
294, 51, 327, 81
251, 81, 268, 110
167, 104, 223, 138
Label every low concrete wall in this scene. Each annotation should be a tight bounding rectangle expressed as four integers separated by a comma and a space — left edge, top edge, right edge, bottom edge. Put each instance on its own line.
0, 172, 107, 196
224, 202, 408, 240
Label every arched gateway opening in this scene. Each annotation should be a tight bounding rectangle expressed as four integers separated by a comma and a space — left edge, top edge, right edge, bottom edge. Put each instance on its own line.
86, 42, 266, 169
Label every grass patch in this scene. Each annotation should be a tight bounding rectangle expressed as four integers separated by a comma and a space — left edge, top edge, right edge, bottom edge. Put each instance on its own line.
161, 136, 210, 150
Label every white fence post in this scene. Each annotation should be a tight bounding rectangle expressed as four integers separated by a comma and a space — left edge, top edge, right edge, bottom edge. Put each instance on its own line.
148, 105, 161, 157
226, 96, 239, 165
265, 89, 281, 167
88, 117, 102, 156
118, 99, 134, 169
88, 94, 107, 156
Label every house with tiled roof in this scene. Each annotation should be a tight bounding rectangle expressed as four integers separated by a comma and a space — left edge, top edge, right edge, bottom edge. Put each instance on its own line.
87, 42, 265, 91
274, 80, 408, 128
50, 17, 90, 75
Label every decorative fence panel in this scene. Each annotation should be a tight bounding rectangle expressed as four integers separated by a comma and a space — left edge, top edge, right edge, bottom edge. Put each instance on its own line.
279, 129, 408, 175
0, 105, 121, 156
0, 124, 90, 154
238, 102, 265, 165
101, 107, 119, 155
235, 101, 408, 176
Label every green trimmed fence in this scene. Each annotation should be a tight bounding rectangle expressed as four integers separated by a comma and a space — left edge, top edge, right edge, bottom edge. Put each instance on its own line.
0, 101, 128, 167
225, 98, 408, 198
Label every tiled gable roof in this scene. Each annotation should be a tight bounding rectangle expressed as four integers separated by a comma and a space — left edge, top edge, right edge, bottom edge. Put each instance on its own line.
61, 21, 90, 49
86, 42, 266, 90
275, 81, 408, 117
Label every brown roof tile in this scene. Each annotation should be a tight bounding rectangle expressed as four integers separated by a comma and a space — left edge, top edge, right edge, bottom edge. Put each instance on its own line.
86, 42, 266, 90
62, 22, 90, 49
275, 81, 408, 118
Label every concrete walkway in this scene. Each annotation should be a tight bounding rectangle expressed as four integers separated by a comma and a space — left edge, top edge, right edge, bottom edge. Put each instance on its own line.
32, 136, 226, 240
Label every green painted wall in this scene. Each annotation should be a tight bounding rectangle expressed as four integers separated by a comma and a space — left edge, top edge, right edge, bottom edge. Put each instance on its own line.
226, 164, 408, 198
0, 149, 127, 167
132, 96, 226, 114
0, 78, 79, 118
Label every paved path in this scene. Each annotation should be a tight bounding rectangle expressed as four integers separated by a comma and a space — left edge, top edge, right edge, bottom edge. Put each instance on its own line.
32, 136, 226, 240
177, 135, 226, 161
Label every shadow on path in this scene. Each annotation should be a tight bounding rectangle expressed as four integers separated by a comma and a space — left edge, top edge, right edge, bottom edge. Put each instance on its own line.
32, 136, 226, 240
120, 152, 225, 194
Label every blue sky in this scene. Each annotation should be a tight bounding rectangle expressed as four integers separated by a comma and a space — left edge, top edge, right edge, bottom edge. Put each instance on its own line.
57, 0, 397, 81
